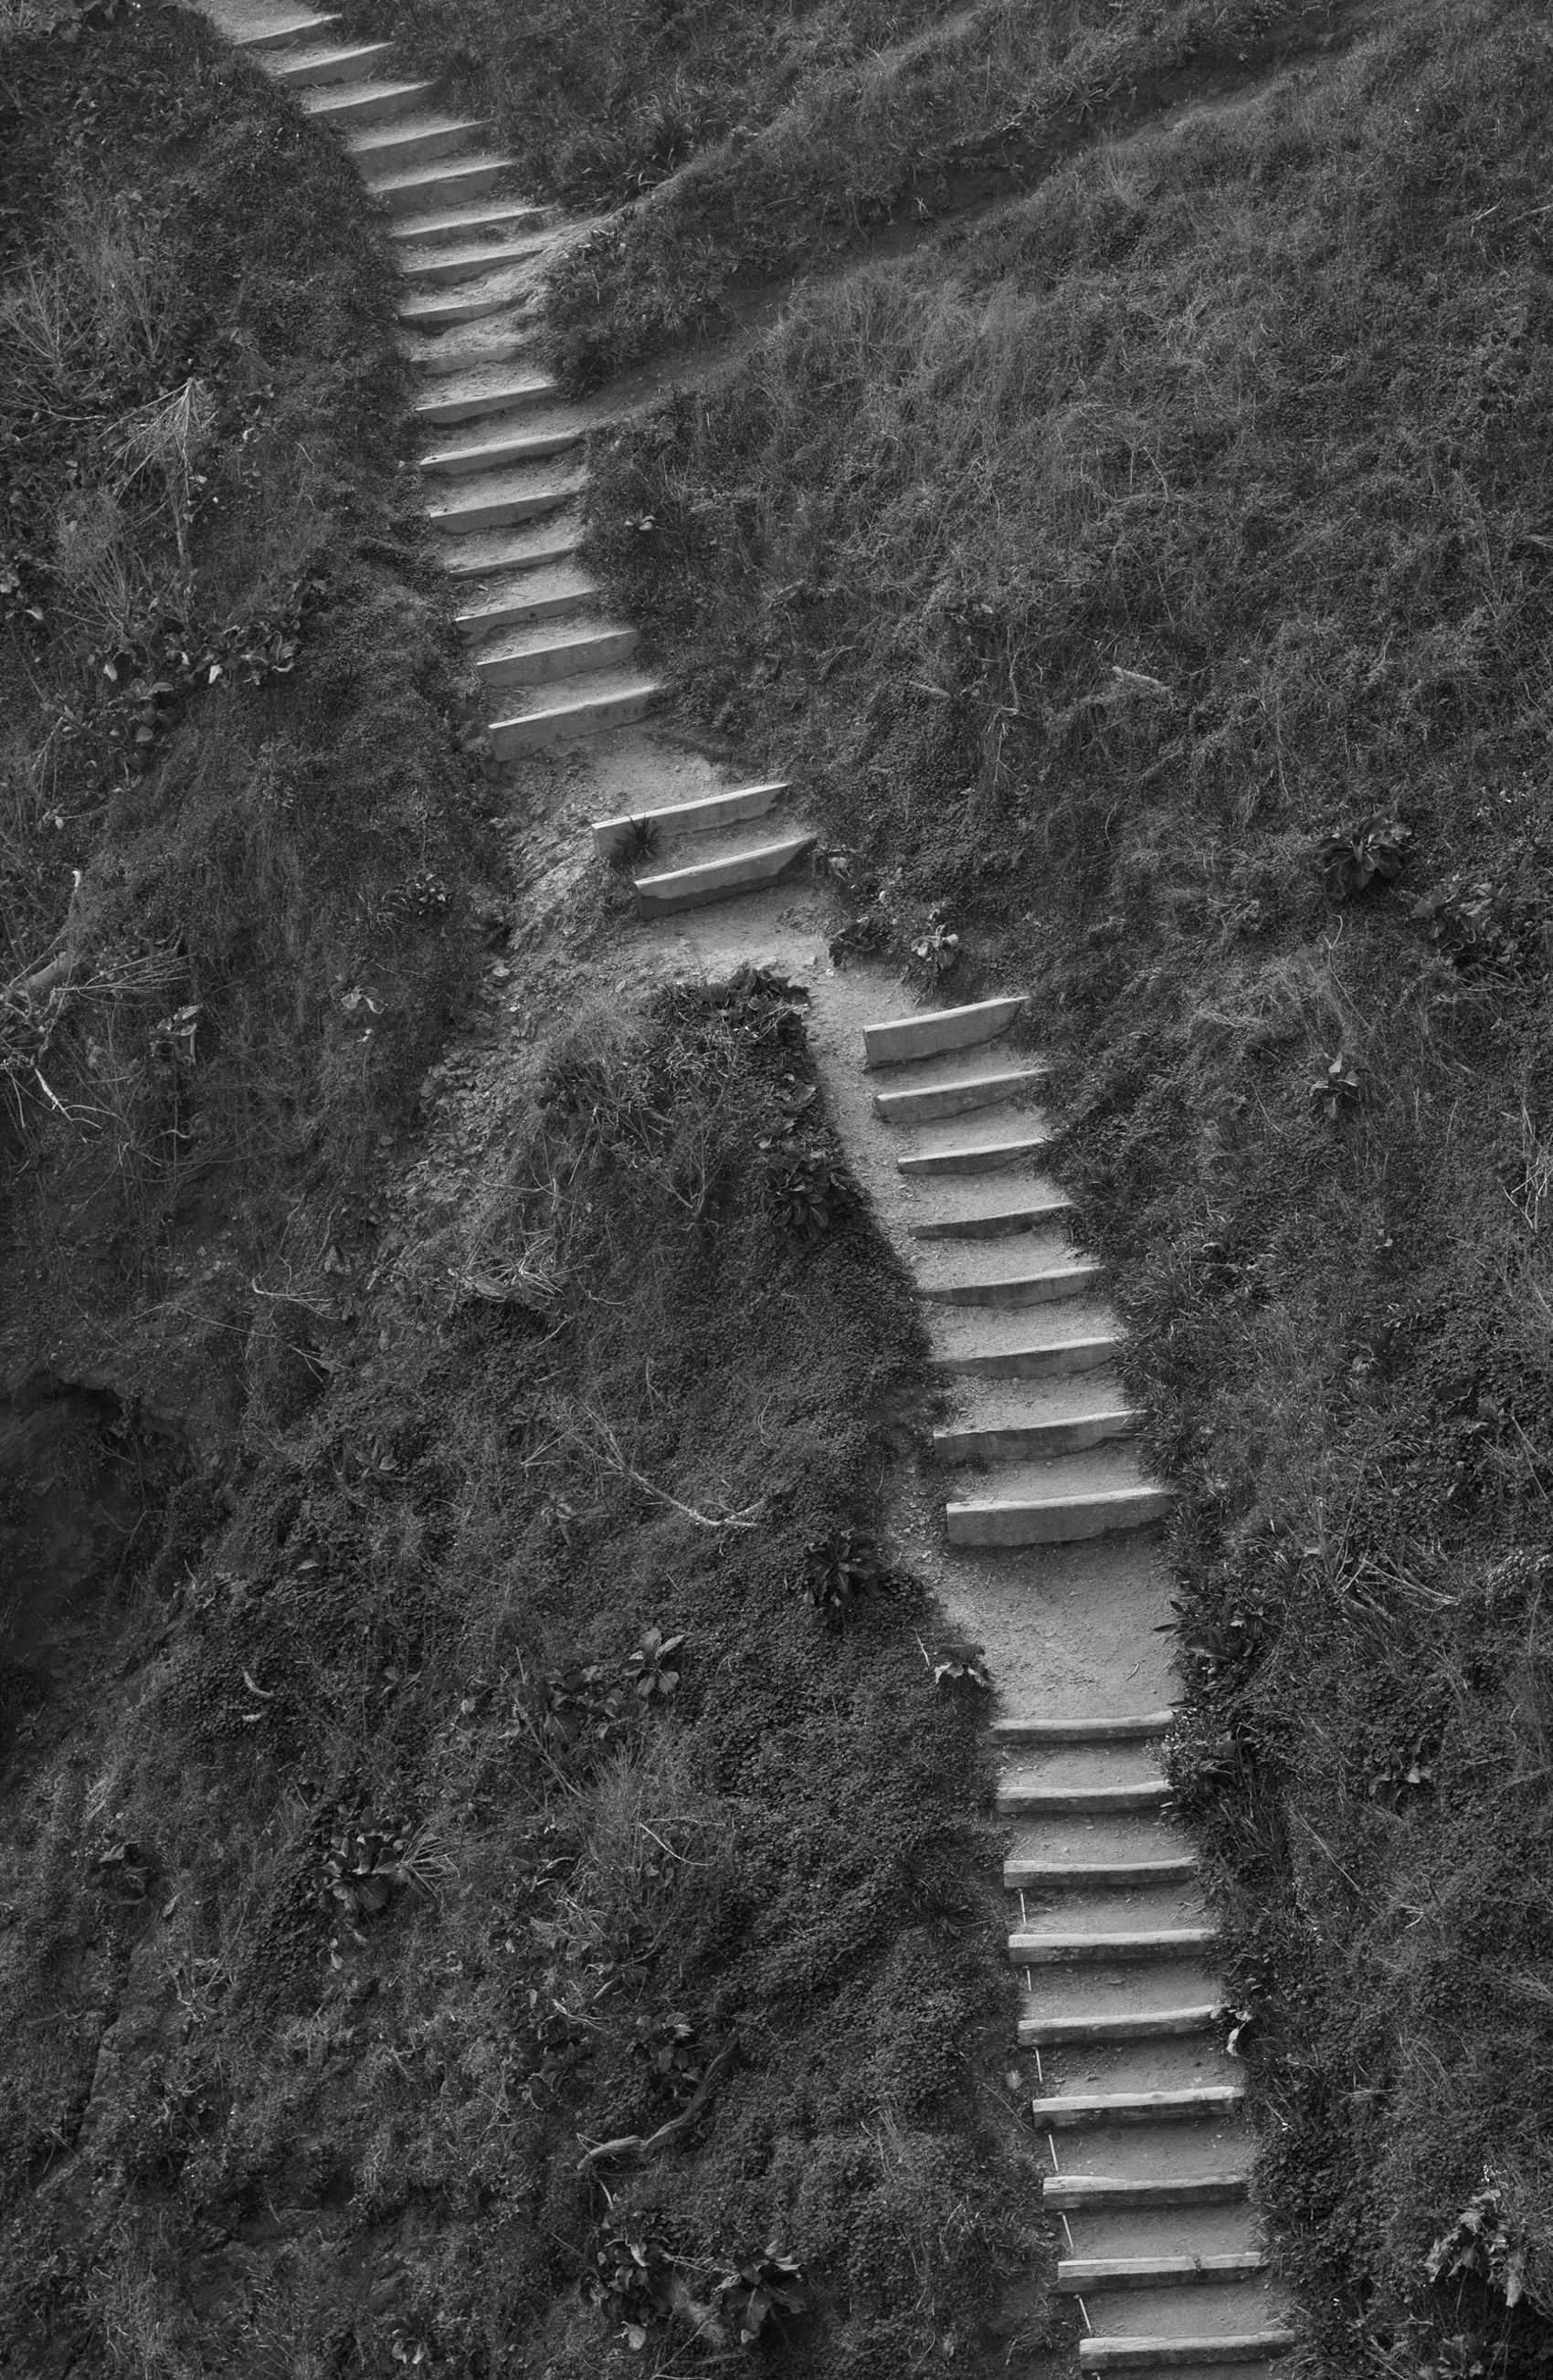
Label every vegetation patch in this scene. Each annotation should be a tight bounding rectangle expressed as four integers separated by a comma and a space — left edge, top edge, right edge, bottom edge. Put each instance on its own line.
0, 974, 1034, 2376
581, 0, 1553, 2367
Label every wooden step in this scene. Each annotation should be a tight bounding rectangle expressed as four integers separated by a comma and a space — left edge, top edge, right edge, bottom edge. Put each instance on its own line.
863, 995, 1026, 1068
898, 1129, 1049, 1177
1019, 2002, 1219, 2048
405, 233, 554, 287
911, 1192, 1072, 1240
1078, 2333, 1294, 2372
426, 465, 586, 536
921, 1258, 1102, 1308
935, 1407, 1138, 1461
350, 116, 490, 172
592, 781, 787, 858
1009, 1928, 1216, 1965
994, 1712, 1175, 1746
420, 421, 583, 475
399, 279, 535, 330
391, 198, 549, 249
267, 39, 395, 84
230, 10, 339, 49
367, 154, 514, 213
413, 368, 557, 426
456, 564, 597, 641
1006, 1854, 1198, 1891
874, 1065, 1046, 1126
635, 833, 816, 919
488, 674, 660, 757
303, 77, 432, 124
1033, 2084, 1245, 2129
473, 623, 637, 690
1044, 2175, 1249, 2212
1059, 2251, 1269, 2293
934, 1330, 1122, 1382
998, 1780, 1168, 1817
437, 517, 582, 580
947, 1482, 1173, 1547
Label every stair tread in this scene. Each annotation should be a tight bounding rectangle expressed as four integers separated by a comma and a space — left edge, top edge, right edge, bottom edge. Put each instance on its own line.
435, 511, 584, 579
302, 75, 432, 110
995, 1711, 1176, 1743
392, 198, 548, 243
420, 408, 587, 469
266, 39, 395, 78
457, 563, 598, 634
368, 153, 517, 198
636, 831, 815, 890
908, 1182, 1073, 1237
491, 667, 662, 721
864, 994, 1027, 1066
413, 366, 558, 418
349, 111, 488, 148
427, 462, 587, 523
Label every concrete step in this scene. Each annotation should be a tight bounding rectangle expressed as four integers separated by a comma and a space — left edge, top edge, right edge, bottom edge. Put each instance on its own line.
1060, 2253, 1269, 2294
229, 10, 339, 49
404, 230, 555, 286
303, 76, 433, 124
426, 462, 586, 536
437, 511, 583, 582
457, 563, 598, 641
593, 781, 787, 859
391, 197, 550, 248
349, 115, 489, 173
934, 1328, 1123, 1382
420, 417, 584, 475
998, 1779, 1169, 1817
412, 366, 559, 426
1007, 1853, 1198, 1891
1010, 1929, 1216, 1965
1035, 2086, 1245, 2130
922, 1256, 1104, 1309
398, 272, 539, 330
488, 671, 661, 757
1047, 2175, 1249, 2213
1020, 2003, 1219, 2049
996, 1712, 1175, 1747
898, 1127, 1050, 1177
367, 154, 516, 214
1078, 2333, 1294, 2372
267, 38, 395, 84
472, 621, 638, 690
874, 1063, 1046, 1127
948, 1480, 1172, 1548
935, 1405, 1137, 1462
863, 994, 1026, 1069
911, 1188, 1073, 1240
635, 832, 817, 919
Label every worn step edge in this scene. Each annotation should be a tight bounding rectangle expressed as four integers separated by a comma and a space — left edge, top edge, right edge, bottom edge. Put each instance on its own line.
349, 117, 490, 166
399, 282, 535, 329
1009, 1928, 1216, 1964
1019, 2003, 1220, 2048
934, 1333, 1122, 1381
863, 995, 1026, 1068
911, 1194, 1073, 1241
935, 1410, 1139, 1462
230, 11, 340, 48
1045, 2174, 1250, 2211
267, 40, 396, 85
1033, 2085, 1246, 2128
488, 679, 660, 756
421, 423, 583, 475
592, 781, 787, 858
998, 1780, 1169, 1816
994, 1712, 1175, 1745
426, 473, 586, 534
921, 1258, 1103, 1308
1077, 2332, 1294, 2372
413, 373, 558, 425
874, 1065, 1046, 1125
898, 1130, 1050, 1178
367, 156, 515, 210
1058, 2252, 1269, 2293
948, 1485, 1173, 1547
404, 235, 556, 288
1006, 1855, 1198, 1891
457, 575, 597, 640
303, 78, 434, 122
635, 834, 816, 919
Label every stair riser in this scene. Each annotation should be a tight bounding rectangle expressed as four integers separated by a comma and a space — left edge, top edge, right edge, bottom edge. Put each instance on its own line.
1077, 2337, 1294, 2373
636, 842, 815, 919
1019, 2009, 1217, 2047
392, 206, 548, 250
935, 1342, 1118, 1382
400, 287, 535, 330
1009, 1934, 1214, 1964
1037, 2095, 1245, 2130
459, 587, 596, 640
593, 783, 784, 858
922, 1267, 1101, 1308
423, 427, 581, 476
1046, 2178, 1249, 2212
233, 12, 340, 48
864, 996, 1026, 1068
911, 1203, 1072, 1241
490, 690, 655, 755
353, 123, 482, 169
935, 1414, 1136, 1461
414, 381, 556, 425
1058, 2259, 1267, 2294
407, 239, 550, 287
947, 1490, 1173, 1547
307, 82, 430, 125
372, 160, 510, 213
875, 1074, 1044, 1125
1007, 1861, 1197, 1891
899, 1138, 1049, 1177
428, 485, 577, 536
474, 631, 639, 690
998, 1788, 1168, 1817
270, 44, 396, 85
994, 1714, 1173, 1746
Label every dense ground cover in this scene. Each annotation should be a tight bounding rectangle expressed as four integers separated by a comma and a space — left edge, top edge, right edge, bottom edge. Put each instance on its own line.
580, 1, 1553, 2368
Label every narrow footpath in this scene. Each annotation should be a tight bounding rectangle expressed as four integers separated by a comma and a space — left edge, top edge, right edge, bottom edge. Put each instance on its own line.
197, 10, 1298, 2368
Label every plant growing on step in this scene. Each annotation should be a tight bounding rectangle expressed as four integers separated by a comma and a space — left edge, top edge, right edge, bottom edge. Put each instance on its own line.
799, 1527, 884, 1623
1317, 815, 1411, 900
770, 1147, 856, 1240
1310, 1051, 1363, 1122
611, 814, 660, 871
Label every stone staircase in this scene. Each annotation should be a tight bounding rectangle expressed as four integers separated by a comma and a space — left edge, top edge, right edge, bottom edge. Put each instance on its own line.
195, 12, 1296, 2367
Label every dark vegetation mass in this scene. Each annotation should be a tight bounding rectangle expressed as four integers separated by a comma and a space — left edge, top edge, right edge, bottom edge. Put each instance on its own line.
582, 0, 1553, 2368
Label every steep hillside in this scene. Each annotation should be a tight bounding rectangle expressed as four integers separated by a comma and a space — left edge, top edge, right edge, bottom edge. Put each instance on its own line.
579, 0, 1553, 2369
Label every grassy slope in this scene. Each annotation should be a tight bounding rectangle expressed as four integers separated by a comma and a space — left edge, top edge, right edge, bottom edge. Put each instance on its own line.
0, 0, 485, 1420
580, 0, 1553, 2367
1, 978, 1031, 2377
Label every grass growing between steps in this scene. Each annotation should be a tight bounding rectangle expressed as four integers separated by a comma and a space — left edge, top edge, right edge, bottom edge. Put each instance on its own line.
582, 0, 1553, 2368
0, 977, 1034, 2379
0, 0, 485, 1411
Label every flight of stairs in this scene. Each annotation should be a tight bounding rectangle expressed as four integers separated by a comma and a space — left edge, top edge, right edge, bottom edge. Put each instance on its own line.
195, 16, 1296, 2365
